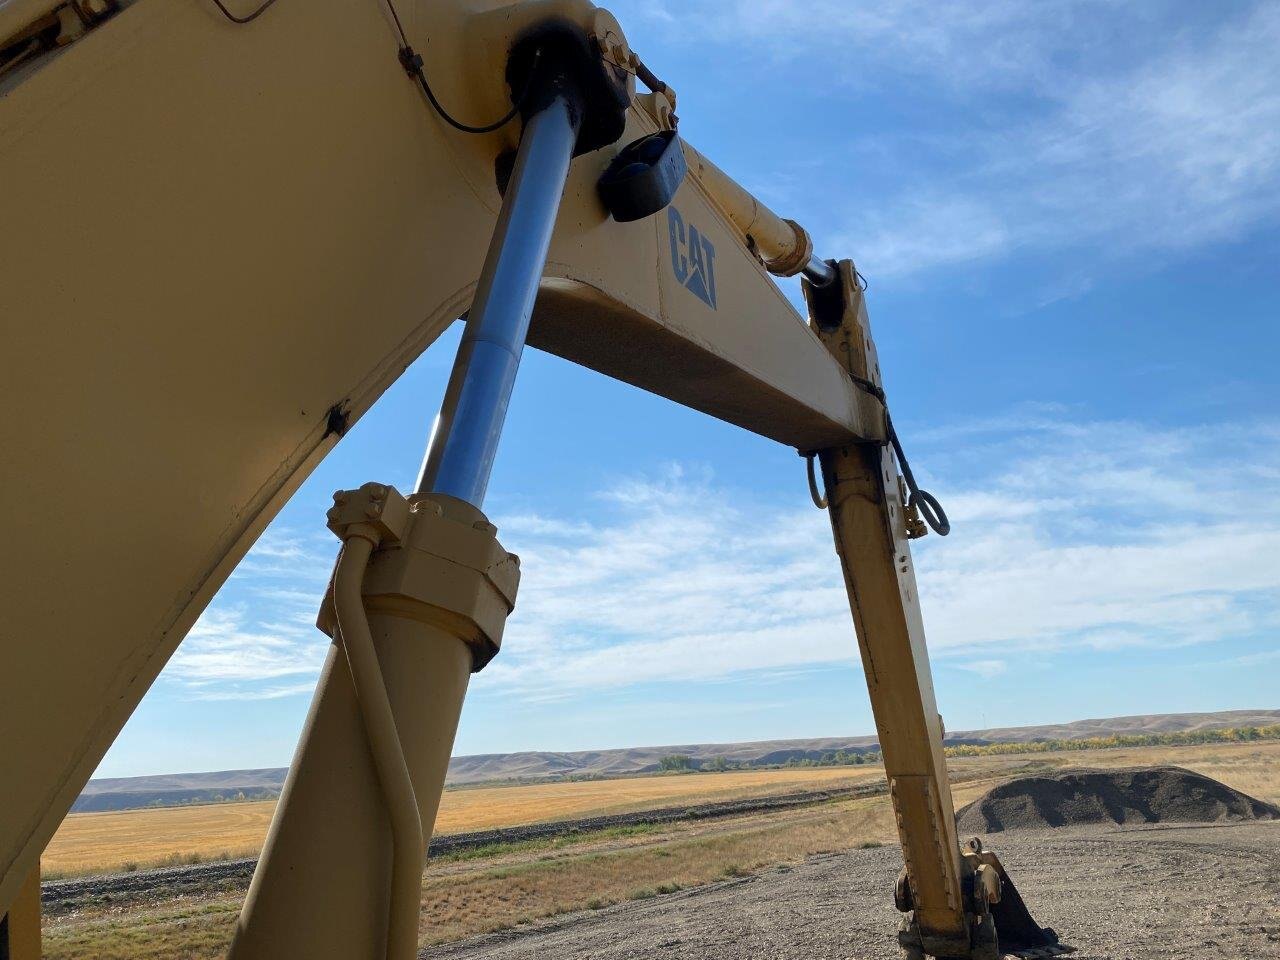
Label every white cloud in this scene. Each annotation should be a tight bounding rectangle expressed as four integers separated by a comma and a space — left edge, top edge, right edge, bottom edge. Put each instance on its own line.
169, 607, 324, 684
631, 1, 1280, 280
231, 528, 334, 581
161, 415, 1279, 705
162, 531, 333, 699
186, 682, 321, 702
851, 196, 1011, 278
956, 660, 1008, 679
477, 414, 1280, 699
854, 4, 1280, 276
1228, 648, 1280, 667
633, 0, 1095, 88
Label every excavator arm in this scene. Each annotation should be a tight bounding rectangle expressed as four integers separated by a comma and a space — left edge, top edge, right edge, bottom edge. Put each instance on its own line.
0, 1, 1058, 957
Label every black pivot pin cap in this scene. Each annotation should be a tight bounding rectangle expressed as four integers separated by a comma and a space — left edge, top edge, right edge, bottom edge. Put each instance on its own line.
598, 130, 687, 222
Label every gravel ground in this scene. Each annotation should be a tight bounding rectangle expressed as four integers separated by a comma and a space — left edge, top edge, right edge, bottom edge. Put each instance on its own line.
421, 821, 1280, 960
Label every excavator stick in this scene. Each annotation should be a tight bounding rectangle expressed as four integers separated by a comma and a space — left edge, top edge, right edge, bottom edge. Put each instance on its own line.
803, 264, 1067, 960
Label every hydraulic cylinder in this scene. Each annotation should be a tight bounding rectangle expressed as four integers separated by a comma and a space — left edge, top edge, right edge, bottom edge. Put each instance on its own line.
231, 69, 578, 960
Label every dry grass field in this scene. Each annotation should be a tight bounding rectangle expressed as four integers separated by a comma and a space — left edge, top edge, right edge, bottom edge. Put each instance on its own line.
43, 765, 881, 877
432, 764, 882, 827
39, 740, 1280, 960
43, 802, 270, 877
42, 781, 965, 960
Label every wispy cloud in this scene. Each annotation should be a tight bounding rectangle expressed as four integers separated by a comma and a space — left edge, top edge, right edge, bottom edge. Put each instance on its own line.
186, 682, 321, 702
1219, 647, 1280, 668
231, 528, 334, 581
162, 531, 333, 700
635, 0, 1101, 86
632, 1, 1280, 280
857, 4, 1280, 276
169, 607, 323, 684
476, 413, 1280, 698
156, 415, 1279, 706
956, 660, 1008, 679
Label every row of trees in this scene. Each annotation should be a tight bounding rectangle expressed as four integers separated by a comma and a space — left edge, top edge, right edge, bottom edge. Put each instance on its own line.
658, 750, 883, 772
144, 789, 279, 808
657, 725, 1280, 773
943, 724, 1280, 757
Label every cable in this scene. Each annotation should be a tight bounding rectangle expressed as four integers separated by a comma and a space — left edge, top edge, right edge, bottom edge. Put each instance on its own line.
844, 378, 948, 534
850, 373, 885, 403
210, 0, 281, 24
804, 453, 828, 509
404, 50, 528, 134
384, 0, 535, 134
209, 0, 532, 133
814, 375, 951, 537
887, 414, 950, 536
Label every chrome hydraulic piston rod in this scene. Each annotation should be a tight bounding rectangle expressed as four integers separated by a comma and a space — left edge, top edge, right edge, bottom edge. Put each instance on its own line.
228, 86, 577, 960
417, 93, 580, 506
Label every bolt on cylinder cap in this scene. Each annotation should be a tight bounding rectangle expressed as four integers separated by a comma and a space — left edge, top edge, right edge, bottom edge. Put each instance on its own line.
326, 482, 411, 544
406, 495, 444, 519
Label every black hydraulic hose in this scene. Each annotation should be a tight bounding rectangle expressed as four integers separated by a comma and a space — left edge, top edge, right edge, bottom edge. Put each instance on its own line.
210, 0, 281, 24
887, 415, 950, 536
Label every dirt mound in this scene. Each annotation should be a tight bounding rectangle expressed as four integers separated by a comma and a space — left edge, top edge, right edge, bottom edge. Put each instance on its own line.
956, 766, 1279, 833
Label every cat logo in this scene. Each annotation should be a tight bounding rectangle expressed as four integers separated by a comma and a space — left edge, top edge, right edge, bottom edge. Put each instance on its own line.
667, 206, 717, 309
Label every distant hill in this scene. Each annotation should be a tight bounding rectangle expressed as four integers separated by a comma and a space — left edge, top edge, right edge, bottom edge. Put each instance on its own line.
74, 708, 1280, 812
74, 768, 285, 813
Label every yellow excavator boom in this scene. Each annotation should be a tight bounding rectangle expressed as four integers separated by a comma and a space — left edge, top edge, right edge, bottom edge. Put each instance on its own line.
0, 2, 1059, 957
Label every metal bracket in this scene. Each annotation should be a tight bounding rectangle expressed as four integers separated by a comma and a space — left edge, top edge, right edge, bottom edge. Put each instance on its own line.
318, 487, 520, 673
1, 1, 120, 89
900, 476, 928, 539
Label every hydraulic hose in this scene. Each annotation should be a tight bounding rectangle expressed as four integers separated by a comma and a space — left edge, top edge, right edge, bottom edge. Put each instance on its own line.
333, 533, 423, 960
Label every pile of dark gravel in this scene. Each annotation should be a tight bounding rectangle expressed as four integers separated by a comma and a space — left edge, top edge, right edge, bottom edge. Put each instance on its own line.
956, 766, 1279, 833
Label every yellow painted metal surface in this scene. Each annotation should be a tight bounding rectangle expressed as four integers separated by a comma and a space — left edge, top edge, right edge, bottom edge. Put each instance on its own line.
228, 489, 515, 958
680, 139, 813, 276
0, 0, 870, 911
810, 265, 969, 953
1, 863, 40, 960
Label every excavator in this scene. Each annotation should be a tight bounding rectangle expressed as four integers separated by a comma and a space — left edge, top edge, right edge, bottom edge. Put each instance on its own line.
0, 1, 1069, 957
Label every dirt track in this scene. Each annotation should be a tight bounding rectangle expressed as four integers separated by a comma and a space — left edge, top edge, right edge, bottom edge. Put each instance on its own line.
421, 821, 1280, 960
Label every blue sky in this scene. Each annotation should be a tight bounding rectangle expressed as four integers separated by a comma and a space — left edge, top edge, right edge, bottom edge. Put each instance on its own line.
99, 0, 1279, 777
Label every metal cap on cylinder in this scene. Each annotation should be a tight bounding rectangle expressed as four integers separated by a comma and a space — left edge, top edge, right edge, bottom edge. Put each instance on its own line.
318, 490, 520, 672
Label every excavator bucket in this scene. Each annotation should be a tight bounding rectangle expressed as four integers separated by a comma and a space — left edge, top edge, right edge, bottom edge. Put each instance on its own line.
981, 844, 1070, 958
990, 879, 1065, 956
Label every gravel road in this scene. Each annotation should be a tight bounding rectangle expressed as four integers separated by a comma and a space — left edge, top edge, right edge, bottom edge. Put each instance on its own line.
420, 821, 1280, 960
